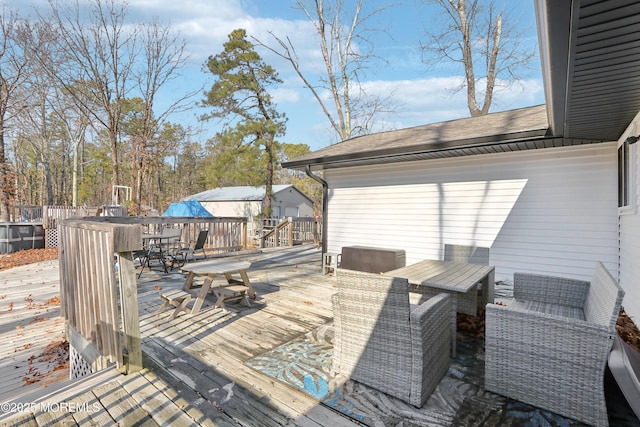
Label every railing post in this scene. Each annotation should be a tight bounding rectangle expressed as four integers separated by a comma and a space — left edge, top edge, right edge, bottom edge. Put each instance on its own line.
117, 250, 142, 373
241, 220, 247, 249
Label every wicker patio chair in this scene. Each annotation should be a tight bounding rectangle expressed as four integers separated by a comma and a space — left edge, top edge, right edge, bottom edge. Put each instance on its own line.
442, 243, 491, 312
331, 268, 453, 407
485, 261, 625, 427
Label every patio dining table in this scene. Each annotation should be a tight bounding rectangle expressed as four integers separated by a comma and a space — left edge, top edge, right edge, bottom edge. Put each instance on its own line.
386, 259, 495, 356
139, 229, 182, 277
385, 259, 495, 315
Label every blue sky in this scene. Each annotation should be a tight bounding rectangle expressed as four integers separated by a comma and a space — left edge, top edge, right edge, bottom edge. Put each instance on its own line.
14, 0, 544, 151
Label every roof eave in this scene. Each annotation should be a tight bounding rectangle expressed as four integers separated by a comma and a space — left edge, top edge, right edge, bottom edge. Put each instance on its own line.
534, 0, 574, 137
283, 133, 608, 171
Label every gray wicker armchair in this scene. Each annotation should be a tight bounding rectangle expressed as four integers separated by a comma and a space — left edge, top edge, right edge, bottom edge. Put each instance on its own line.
485, 262, 625, 427
331, 268, 453, 407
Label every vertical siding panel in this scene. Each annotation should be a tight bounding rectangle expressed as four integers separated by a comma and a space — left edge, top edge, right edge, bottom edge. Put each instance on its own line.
619, 113, 640, 321
325, 143, 618, 282
620, 215, 640, 320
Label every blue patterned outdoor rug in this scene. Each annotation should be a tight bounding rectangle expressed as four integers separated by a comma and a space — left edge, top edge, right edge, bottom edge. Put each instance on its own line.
245, 326, 634, 426
244, 323, 334, 400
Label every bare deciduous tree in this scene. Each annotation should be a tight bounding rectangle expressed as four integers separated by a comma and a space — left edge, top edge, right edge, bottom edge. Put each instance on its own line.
256, 0, 396, 142
421, 0, 536, 117
46, 0, 138, 193
0, 7, 33, 220
129, 18, 191, 214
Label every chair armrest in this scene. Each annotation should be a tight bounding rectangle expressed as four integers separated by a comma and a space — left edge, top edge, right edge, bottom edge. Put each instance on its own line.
514, 272, 590, 308
410, 293, 452, 340
486, 303, 615, 360
408, 293, 452, 407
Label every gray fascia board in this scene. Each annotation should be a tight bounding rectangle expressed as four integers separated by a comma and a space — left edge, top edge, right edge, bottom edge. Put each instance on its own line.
283, 129, 550, 170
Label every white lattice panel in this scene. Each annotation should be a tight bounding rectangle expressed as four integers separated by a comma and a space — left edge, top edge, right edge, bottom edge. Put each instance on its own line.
69, 346, 93, 379
45, 228, 58, 248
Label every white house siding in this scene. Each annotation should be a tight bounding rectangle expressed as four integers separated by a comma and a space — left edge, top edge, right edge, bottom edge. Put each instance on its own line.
200, 201, 262, 237
199, 201, 262, 219
618, 111, 640, 321
325, 142, 618, 283
271, 188, 314, 217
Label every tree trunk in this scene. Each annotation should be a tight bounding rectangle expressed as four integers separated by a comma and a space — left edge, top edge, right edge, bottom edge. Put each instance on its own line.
264, 137, 275, 217
110, 130, 119, 202
72, 139, 79, 206
0, 121, 11, 221
136, 158, 143, 214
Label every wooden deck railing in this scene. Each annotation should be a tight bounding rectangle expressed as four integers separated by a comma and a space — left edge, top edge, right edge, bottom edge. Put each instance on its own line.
59, 218, 143, 376
58, 215, 248, 377
137, 217, 247, 254
43, 205, 127, 229
261, 217, 321, 248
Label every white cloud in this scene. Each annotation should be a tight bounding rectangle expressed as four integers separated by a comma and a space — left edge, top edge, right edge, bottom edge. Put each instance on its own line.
357, 76, 545, 132
271, 87, 300, 104
282, 74, 545, 149
14, 0, 544, 152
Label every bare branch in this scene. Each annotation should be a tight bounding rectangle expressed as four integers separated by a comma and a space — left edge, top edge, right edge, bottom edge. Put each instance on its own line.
254, 0, 399, 141
420, 0, 537, 116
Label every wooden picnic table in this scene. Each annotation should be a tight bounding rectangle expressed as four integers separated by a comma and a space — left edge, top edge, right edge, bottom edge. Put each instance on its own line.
181, 259, 256, 313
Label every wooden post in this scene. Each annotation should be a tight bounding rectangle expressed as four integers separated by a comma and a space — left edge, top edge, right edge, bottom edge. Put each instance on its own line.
117, 251, 142, 373
288, 220, 294, 247
241, 221, 247, 249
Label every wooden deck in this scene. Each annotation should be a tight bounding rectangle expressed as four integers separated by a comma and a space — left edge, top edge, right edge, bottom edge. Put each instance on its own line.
1, 246, 636, 426
0, 245, 356, 426
0, 260, 68, 403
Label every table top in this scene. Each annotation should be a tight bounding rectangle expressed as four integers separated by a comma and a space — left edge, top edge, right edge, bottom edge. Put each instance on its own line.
181, 259, 251, 274
142, 230, 181, 240
385, 259, 494, 292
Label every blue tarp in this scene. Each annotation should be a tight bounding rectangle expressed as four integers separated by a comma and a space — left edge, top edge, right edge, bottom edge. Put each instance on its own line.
162, 201, 213, 217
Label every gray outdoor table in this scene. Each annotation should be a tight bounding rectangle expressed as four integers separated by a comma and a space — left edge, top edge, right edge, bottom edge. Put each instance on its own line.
386, 259, 495, 356
386, 259, 495, 315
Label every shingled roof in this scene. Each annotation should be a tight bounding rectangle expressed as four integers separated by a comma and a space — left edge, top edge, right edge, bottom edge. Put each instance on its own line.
284, 105, 607, 171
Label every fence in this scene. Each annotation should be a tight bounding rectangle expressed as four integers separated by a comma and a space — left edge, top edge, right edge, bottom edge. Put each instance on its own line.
135, 217, 247, 254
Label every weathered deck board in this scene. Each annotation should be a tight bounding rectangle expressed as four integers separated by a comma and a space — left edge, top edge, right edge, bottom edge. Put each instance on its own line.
117, 370, 200, 427
141, 338, 294, 426
0, 246, 361, 427
140, 361, 234, 427
0, 260, 67, 403
91, 380, 158, 426
68, 389, 118, 426
0, 412, 38, 426
198, 348, 356, 427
